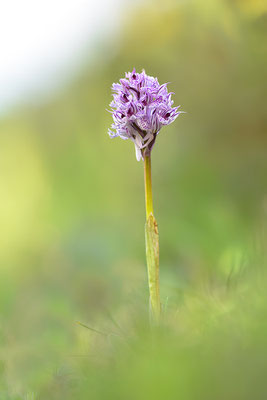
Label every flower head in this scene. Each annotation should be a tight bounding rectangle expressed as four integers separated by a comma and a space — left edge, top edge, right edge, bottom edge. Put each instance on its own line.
108, 68, 183, 161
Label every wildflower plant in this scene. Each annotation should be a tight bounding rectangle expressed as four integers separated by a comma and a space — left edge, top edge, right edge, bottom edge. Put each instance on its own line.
108, 68, 183, 321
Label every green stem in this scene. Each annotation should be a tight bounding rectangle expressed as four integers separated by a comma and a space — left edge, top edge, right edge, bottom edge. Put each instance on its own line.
144, 155, 154, 218
144, 153, 161, 322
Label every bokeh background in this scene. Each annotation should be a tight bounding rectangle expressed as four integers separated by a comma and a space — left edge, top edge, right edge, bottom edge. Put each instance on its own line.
0, 0, 267, 398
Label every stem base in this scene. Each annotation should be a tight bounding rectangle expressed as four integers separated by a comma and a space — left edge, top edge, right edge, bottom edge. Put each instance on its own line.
145, 213, 160, 322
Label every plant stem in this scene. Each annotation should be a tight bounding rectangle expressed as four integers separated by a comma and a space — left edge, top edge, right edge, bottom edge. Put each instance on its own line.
144, 154, 154, 218
144, 153, 161, 322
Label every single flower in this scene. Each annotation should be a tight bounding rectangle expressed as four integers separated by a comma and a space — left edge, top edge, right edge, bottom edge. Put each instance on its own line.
108, 69, 184, 322
108, 68, 182, 161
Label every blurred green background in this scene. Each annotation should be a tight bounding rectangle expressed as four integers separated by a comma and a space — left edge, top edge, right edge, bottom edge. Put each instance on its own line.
0, 0, 267, 398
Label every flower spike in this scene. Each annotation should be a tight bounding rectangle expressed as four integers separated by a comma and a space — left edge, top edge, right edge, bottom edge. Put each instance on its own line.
108, 68, 182, 161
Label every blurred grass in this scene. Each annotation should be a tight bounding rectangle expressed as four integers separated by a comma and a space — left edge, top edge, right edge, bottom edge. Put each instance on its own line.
0, 0, 266, 398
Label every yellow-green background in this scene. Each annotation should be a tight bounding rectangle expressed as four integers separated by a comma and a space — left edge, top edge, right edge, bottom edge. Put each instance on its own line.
0, 0, 267, 398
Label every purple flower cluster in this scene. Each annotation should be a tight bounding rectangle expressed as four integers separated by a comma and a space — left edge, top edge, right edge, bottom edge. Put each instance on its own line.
108, 68, 182, 161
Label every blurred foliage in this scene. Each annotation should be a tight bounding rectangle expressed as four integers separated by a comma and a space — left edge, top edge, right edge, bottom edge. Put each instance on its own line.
0, 0, 266, 398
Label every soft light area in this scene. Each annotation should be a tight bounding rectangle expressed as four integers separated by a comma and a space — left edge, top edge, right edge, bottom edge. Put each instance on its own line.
0, 0, 123, 113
